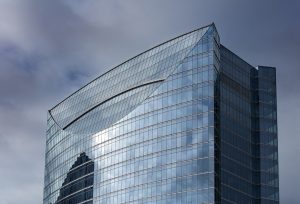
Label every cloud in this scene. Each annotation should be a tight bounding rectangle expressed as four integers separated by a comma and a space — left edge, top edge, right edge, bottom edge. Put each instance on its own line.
0, 0, 299, 203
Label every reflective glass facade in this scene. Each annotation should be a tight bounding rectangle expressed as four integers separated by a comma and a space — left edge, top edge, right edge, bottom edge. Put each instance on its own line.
43, 24, 279, 204
219, 47, 279, 204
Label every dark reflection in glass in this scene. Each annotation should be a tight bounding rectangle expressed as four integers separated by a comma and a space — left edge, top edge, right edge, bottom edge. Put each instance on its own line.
55, 152, 94, 204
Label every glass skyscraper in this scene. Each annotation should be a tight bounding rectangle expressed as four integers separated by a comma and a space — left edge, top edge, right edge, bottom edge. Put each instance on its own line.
43, 23, 279, 204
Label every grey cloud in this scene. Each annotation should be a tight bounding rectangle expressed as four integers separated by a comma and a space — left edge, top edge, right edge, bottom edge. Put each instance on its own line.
0, 0, 299, 203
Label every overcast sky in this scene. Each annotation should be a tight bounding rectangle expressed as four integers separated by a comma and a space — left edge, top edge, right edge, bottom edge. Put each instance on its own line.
0, 0, 299, 203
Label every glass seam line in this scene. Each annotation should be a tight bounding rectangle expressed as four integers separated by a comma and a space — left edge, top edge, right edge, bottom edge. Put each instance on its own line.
61, 79, 165, 130
78, 199, 93, 204
61, 172, 94, 189
49, 24, 213, 111
55, 185, 93, 203
50, 27, 212, 131
43, 172, 94, 200
48, 27, 213, 134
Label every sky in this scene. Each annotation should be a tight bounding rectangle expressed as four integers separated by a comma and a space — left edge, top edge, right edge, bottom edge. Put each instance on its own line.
0, 0, 299, 203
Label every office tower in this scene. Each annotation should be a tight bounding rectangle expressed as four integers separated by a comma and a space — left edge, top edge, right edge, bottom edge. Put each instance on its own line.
43, 23, 279, 204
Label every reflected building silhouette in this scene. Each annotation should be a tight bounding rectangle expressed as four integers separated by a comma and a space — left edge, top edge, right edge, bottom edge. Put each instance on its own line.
55, 152, 94, 204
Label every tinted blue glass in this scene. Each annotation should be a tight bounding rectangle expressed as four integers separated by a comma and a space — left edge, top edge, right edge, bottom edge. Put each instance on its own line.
44, 24, 279, 204
44, 24, 220, 204
219, 46, 279, 204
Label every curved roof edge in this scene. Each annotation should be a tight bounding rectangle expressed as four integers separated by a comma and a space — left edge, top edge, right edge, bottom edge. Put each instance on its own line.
49, 23, 215, 111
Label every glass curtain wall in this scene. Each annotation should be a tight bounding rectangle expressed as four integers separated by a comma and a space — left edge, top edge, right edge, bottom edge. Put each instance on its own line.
91, 25, 220, 204
44, 24, 221, 204
252, 66, 279, 204
219, 48, 279, 204
44, 24, 279, 204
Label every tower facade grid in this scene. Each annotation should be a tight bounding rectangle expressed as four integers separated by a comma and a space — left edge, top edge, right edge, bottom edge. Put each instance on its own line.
43, 24, 279, 204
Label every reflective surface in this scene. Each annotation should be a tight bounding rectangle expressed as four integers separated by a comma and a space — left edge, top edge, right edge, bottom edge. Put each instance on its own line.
43, 24, 279, 204
49, 26, 210, 135
55, 152, 94, 204
44, 24, 220, 204
219, 46, 279, 204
